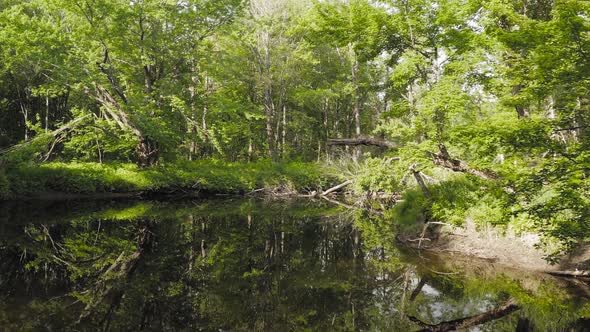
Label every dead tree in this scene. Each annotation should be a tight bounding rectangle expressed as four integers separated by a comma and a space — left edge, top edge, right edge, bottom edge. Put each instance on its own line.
430, 143, 498, 180
327, 136, 399, 149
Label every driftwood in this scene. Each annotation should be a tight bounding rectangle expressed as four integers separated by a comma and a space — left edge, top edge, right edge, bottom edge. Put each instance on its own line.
408, 298, 520, 332
416, 222, 454, 248
327, 137, 399, 149
366, 191, 402, 200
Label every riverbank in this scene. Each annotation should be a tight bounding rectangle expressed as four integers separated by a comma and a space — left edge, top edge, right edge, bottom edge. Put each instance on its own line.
397, 220, 590, 274
0, 160, 339, 200
3, 160, 586, 276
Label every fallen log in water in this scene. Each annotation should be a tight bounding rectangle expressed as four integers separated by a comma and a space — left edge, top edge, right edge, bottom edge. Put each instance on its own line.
320, 196, 384, 216
408, 298, 520, 332
547, 270, 590, 278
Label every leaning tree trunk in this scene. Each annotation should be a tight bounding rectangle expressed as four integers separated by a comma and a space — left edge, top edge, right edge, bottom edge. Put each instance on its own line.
92, 84, 159, 167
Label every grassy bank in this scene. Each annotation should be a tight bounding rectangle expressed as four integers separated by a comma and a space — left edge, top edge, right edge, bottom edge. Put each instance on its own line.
0, 160, 338, 199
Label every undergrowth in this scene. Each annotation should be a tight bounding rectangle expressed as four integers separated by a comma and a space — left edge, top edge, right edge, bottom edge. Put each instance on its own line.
1, 160, 337, 198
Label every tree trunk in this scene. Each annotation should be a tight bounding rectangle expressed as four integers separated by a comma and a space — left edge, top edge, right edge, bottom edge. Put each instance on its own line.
410, 164, 432, 199
321, 179, 354, 196
265, 95, 275, 159
351, 49, 361, 159
45, 94, 50, 133
281, 104, 286, 158
430, 145, 497, 180
352, 58, 360, 137
92, 84, 159, 166
512, 85, 529, 119
20, 103, 28, 141
136, 137, 159, 167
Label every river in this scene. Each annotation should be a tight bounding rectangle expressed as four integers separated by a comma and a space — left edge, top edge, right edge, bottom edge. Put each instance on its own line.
0, 198, 588, 331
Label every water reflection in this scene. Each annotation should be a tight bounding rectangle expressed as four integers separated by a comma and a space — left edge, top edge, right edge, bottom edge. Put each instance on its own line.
0, 199, 589, 331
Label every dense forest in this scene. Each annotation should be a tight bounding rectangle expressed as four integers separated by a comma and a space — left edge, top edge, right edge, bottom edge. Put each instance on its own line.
0, 0, 589, 254
2, 0, 590, 330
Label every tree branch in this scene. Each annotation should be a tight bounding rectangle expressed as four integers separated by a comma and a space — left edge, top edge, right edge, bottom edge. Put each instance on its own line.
408, 298, 520, 332
430, 151, 498, 180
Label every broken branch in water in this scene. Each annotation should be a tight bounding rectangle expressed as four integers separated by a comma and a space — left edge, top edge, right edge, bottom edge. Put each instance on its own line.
320, 195, 384, 216
407, 298, 520, 332
321, 179, 354, 196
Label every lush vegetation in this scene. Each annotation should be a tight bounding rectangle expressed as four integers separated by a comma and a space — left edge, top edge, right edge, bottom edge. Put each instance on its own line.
0, 0, 589, 252
0, 160, 335, 198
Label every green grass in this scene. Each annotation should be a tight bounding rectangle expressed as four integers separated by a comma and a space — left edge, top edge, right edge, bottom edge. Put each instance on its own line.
2, 160, 338, 198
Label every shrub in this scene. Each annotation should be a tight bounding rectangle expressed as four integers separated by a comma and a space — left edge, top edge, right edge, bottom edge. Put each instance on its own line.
355, 157, 403, 193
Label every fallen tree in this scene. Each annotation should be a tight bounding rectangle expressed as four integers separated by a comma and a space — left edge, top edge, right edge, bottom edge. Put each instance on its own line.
327, 136, 496, 181
327, 137, 399, 149
91, 84, 159, 167
320, 179, 354, 196
430, 151, 497, 180
547, 270, 590, 278
407, 298, 520, 332
0, 115, 91, 163
429, 143, 498, 180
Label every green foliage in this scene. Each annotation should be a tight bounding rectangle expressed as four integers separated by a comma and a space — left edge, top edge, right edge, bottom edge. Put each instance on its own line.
0, 0, 588, 254
62, 115, 138, 162
2, 160, 337, 196
386, 175, 509, 231
388, 189, 428, 228
354, 157, 403, 193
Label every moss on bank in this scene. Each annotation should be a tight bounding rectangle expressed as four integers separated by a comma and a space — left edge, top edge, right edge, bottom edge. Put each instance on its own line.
1, 160, 337, 199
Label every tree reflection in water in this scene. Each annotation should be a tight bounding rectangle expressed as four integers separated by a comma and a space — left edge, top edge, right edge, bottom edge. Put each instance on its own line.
0, 199, 589, 331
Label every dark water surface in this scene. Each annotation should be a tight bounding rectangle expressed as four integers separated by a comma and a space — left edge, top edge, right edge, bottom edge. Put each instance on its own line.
0, 198, 589, 331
